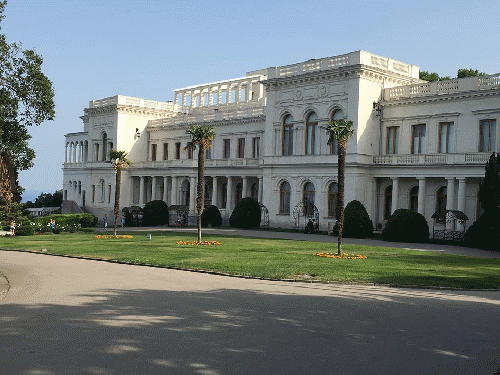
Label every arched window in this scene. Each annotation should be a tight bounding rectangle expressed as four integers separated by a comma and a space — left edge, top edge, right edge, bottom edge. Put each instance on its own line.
279, 181, 291, 215
180, 179, 190, 206
436, 186, 447, 213
329, 109, 345, 154
328, 182, 338, 218
383, 185, 392, 220
303, 182, 315, 205
409, 186, 418, 212
282, 114, 294, 156
102, 132, 108, 161
306, 112, 318, 155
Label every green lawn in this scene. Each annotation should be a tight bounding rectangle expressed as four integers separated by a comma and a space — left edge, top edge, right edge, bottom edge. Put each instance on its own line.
1, 231, 499, 289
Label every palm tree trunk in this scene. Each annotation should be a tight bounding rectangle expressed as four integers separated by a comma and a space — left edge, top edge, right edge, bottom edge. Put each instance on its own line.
196, 144, 205, 242
337, 139, 346, 255
113, 168, 121, 237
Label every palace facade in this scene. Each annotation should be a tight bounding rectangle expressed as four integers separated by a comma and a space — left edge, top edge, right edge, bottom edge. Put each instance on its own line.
62, 50, 500, 231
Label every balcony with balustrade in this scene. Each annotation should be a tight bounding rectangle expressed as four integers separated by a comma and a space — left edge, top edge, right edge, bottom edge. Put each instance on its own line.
373, 153, 491, 166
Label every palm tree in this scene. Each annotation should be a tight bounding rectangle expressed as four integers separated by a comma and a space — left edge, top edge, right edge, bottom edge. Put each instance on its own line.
324, 119, 354, 255
186, 124, 215, 242
110, 150, 131, 236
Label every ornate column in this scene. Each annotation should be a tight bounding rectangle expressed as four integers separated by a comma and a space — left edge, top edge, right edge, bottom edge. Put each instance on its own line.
417, 177, 426, 216
65, 143, 68, 163
391, 177, 399, 214
139, 176, 145, 207
446, 178, 455, 210
189, 176, 196, 213
242, 177, 248, 198
212, 176, 218, 207
73, 144, 77, 164
457, 178, 466, 213
227, 176, 233, 211
258, 176, 263, 203
163, 177, 169, 203
151, 176, 157, 201
171, 176, 178, 205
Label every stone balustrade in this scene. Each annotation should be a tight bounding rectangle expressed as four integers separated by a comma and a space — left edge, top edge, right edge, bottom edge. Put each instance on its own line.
373, 153, 491, 165
266, 50, 419, 79
89, 95, 179, 112
385, 74, 500, 100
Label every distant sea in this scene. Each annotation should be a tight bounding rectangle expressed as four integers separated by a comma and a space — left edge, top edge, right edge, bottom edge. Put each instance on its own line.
21, 190, 43, 203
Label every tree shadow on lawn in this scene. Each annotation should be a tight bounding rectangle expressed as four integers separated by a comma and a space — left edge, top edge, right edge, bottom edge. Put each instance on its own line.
1, 288, 500, 375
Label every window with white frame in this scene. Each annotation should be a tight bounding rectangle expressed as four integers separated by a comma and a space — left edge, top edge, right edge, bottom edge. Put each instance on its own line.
386, 126, 399, 154
479, 119, 497, 152
306, 112, 318, 155
411, 124, 426, 154
282, 115, 294, 156
279, 181, 291, 215
327, 182, 338, 218
252, 137, 260, 158
439, 122, 454, 153
237, 138, 245, 158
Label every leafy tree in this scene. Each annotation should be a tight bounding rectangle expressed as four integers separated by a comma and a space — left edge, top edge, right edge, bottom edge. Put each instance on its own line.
478, 153, 500, 212
324, 119, 354, 255
185, 124, 215, 242
0, 0, 55, 213
420, 68, 486, 82
457, 68, 487, 78
382, 209, 429, 243
110, 150, 131, 236
229, 197, 261, 228
27, 190, 63, 208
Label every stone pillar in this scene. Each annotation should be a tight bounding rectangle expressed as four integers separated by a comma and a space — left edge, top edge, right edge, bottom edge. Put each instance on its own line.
258, 177, 263, 204
73, 144, 77, 164
366, 178, 377, 222
163, 177, 168, 203
391, 177, 399, 214
190, 176, 197, 213
212, 177, 218, 207
139, 176, 145, 207
65, 144, 69, 163
457, 178, 466, 213
417, 177, 426, 216
242, 177, 248, 198
446, 178, 455, 210
227, 176, 233, 211
171, 176, 178, 205
151, 176, 157, 201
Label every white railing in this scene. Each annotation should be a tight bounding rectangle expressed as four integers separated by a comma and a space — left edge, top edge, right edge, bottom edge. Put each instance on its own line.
373, 153, 491, 165
89, 95, 178, 112
386, 74, 500, 100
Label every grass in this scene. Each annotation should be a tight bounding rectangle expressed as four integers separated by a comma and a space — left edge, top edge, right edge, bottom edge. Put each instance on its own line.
1, 231, 500, 289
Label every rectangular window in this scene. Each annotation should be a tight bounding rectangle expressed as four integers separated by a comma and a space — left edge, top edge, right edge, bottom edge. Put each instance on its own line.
163, 143, 168, 160
223, 139, 231, 159
205, 147, 211, 159
108, 185, 112, 204
329, 140, 338, 155
175, 142, 181, 159
252, 137, 260, 158
386, 126, 399, 154
479, 119, 497, 152
438, 122, 454, 153
91, 185, 95, 203
187, 147, 193, 159
411, 124, 426, 154
151, 144, 157, 161
283, 127, 293, 156
237, 138, 245, 158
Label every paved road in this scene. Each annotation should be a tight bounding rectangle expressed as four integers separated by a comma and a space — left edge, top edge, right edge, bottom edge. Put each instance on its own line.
1, 251, 500, 375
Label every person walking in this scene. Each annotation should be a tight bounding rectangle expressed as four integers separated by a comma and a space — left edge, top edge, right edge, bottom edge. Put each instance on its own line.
103, 214, 108, 229
9, 220, 15, 236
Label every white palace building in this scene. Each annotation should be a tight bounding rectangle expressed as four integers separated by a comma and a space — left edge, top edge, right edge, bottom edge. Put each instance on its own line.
62, 50, 500, 231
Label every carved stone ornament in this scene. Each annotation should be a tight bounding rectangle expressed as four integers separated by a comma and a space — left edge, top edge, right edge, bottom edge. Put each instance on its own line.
294, 89, 303, 101
318, 85, 328, 98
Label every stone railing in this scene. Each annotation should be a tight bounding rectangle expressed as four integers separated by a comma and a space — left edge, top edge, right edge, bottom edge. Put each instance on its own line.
131, 158, 262, 169
267, 50, 419, 79
373, 153, 491, 165
385, 73, 500, 100
89, 95, 179, 112
149, 106, 265, 128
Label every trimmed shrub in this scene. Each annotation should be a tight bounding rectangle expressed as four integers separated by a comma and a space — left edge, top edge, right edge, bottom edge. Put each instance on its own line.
382, 209, 429, 243
201, 205, 222, 227
15, 225, 35, 236
464, 209, 500, 250
331, 200, 373, 238
229, 198, 261, 228
142, 200, 169, 226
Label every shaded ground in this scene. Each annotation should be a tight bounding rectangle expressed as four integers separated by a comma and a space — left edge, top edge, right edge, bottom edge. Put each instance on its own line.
1, 251, 500, 375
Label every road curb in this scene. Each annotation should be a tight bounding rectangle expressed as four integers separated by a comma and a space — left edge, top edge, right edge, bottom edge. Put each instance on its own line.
1, 247, 499, 292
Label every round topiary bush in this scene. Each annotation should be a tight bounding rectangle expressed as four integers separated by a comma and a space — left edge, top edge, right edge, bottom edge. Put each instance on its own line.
229, 198, 261, 228
201, 205, 222, 227
142, 200, 169, 226
464, 209, 500, 250
382, 209, 429, 243
15, 225, 35, 236
338, 200, 374, 238
79, 213, 98, 228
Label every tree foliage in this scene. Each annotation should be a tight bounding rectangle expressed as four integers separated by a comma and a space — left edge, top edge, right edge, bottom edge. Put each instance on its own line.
324, 119, 354, 254
0, 0, 55, 209
185, 124, 215, 241
25, 190, 62, 208
419, 68, 486, 82
478, 153, 500, 212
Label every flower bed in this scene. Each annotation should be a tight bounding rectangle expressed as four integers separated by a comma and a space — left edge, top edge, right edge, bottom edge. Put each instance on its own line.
177, 240, 222, 246
314, 252, 366, 259
95, 235, 133, 239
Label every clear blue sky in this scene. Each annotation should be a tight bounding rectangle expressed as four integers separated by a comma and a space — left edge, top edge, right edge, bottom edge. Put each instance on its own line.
3, 0, 499, 201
